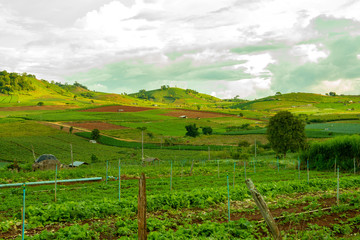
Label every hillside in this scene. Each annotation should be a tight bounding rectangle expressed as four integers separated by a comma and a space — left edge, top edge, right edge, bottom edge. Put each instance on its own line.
129, 86, 220, 106
0, 71, 142, 108
230, 92, 360, 115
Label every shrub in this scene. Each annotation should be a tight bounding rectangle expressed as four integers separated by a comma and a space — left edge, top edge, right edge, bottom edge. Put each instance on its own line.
202, 127, 213, 135
185, 124, 200, 138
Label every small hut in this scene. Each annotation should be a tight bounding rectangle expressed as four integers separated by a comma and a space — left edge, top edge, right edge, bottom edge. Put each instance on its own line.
32, 154, 61, 171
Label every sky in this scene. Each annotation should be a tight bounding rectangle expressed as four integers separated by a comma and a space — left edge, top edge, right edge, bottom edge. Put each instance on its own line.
1, 0, 360, 99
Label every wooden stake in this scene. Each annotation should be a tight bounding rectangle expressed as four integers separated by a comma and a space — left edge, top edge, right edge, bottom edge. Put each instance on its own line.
190, 160, 194, 176
138, 173, 147, 240
31, 145, 36, 161
55, 164, 57, 202
70, 144, 73, 167
245, 179, 282, 240
337, 167, 340, 206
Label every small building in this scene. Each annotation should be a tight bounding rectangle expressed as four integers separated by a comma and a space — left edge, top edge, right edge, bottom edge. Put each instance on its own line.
69, 161, 89, 167
33, 154, 61, 171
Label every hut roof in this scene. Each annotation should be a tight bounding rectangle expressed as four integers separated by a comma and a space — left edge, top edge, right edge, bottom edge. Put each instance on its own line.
35, 154, 58, 163
69, 161, 88, 167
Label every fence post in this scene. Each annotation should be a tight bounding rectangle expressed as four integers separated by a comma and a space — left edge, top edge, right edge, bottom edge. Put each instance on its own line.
170, 160, 173, 191
55, 164, 57, 202
138, 173, 147, 240
190, 160, 194, 176
337, 167, 340, 205
233, 162, 236, 189
227, 175, 230, 222
106, 160, 109, 184
307, 159, 309, 185
22, 183, 26, 240
119, 159, 121, 202
246, 179, 282, 240
298, 156, 300, 180
354, 157, 356, 175
244, 161, 247, 180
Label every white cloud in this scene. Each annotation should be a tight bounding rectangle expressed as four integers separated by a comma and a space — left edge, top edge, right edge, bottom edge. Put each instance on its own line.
0, 0, 359, 98
290, 44, 329, 63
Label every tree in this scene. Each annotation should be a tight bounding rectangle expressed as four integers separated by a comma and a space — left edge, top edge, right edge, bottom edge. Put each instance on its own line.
185, 124, 199, 137
91, 129, 100, 140
202, 127, 213, 135
267, 111, 306, 157
69, 126, 73, 134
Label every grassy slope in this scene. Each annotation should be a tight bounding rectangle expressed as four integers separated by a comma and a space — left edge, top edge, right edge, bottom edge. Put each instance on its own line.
129, 87, 220, 106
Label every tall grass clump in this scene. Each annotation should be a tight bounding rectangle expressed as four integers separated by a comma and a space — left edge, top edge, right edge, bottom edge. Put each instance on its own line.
300, 135, 360, 171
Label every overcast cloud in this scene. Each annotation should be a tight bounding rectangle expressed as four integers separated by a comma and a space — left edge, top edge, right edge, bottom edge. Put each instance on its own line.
1, 0, 360, 99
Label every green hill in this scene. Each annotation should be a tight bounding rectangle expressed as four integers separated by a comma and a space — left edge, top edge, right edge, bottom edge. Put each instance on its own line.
129, 86, 220, 106
230, 92, 360, 114
0, 70, 143, 108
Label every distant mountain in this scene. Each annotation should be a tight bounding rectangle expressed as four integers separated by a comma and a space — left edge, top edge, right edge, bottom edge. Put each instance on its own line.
129, 86, 220, 105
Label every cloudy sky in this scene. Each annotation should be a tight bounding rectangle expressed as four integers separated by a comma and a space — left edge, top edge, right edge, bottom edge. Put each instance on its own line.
1, 0, 360, 99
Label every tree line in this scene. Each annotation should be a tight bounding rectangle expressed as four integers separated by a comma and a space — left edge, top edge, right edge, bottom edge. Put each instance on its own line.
0, 70, 35, 94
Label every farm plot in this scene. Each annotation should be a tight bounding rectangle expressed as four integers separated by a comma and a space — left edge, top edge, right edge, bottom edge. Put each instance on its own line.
163, 109, 234, 118
81, 105, 154, 112
0, 159, 359, 239
65, 121, 127, 131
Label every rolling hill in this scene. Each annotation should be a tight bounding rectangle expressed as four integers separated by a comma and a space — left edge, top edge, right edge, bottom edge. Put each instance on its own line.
129, 87, 220, 106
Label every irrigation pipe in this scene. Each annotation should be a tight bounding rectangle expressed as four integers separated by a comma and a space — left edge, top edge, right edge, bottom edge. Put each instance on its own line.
0, 177, 102, 188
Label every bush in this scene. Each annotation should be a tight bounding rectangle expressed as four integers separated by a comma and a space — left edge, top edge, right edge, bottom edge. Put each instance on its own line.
238, 140, 250, 148
202, 127, 213, 135
37, 102, 44, 106
91, 129, 100, 140
185, 124, 200, 138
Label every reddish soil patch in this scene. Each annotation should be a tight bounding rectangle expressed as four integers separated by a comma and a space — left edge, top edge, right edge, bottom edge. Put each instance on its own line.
65, 121, 127, 131
80, 105, 153, 112
163, 109, 235, 118
0, 105, 75, 111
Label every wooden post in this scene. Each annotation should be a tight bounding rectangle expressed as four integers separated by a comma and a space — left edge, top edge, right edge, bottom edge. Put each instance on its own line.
190, 160, 194, 176
138, 173, 147, 240
119, 159, 121, 202
337, 167, 340, 206
31, 145, 36, 161
208, 146, 210, 161
245, 179, 282, 240
141, 131, 144, 161
55, 164, 57, 202
354, 157, 356, 175
233, 162, 236, 189
70, 143, 73, 167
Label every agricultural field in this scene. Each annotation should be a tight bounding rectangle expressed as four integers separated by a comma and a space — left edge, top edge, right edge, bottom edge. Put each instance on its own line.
0, 156, 359, 239
1, 78, 360, 239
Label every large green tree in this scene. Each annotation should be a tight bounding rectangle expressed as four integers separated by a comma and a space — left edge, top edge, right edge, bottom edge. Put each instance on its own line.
267, 111, 306, 157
